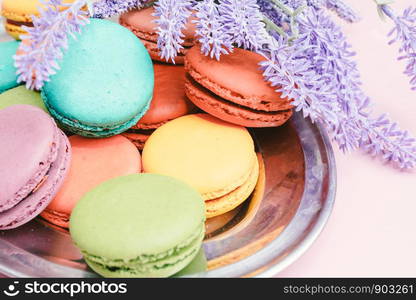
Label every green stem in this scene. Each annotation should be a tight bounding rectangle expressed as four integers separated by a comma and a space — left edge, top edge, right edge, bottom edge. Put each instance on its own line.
269, 0, 294, 16
263, 16, 287, 38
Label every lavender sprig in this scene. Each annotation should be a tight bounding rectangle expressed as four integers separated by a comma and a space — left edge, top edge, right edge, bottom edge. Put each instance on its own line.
14, 0, 89, 90
153, 0, 193, 63
91, 0, 143, 18
194, 0, 234, 60
379, 4, 416, 91
324, 0, 360, 23
219, 0, 270, 51
260, 8, 416, 168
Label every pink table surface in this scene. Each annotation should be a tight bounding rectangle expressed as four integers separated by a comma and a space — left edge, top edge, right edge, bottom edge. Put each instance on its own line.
278, 0, 416, 278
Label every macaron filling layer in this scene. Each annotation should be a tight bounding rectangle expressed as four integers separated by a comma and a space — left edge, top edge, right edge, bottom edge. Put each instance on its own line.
0, 131, 70, 229
6, 19, 33, 27
81, 223, 204, 275
0, 128, 59, 213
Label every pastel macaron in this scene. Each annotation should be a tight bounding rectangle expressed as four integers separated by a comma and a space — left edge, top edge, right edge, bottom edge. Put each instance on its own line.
41, 19, 154, 138
1, 0, 76, 39
120, 6, 197, 64
0, 105, 71, 229
122, 63, 196, 149
184, 45, 293, 127
41, 135, 141, 228
69, 174, 205, 278
0, 41, 20, 93
0, 86, 47, 112
143, 114, 259, 218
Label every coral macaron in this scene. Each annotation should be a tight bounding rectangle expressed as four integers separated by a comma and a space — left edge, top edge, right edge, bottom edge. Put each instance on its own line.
184, 45, 293, 127
120, 6, 197, 64
143, 114, 259, 218
41, 19, 154, 138
0, 105, 71, 229
41, 135, 141, 228
122, 63, 196, 149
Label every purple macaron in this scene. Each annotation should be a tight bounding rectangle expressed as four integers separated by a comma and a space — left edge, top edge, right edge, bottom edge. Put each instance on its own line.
0, 105, 71, 230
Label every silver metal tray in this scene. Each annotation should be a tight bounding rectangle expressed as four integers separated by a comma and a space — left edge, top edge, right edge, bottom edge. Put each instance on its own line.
0, 111, 336, 278
0, 21, 336, 277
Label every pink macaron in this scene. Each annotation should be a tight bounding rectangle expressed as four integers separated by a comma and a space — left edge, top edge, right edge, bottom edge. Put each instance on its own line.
0, 105, 71, 229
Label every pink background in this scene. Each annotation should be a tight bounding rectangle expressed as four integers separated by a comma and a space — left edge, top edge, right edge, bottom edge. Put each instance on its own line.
278, 0, 416, 277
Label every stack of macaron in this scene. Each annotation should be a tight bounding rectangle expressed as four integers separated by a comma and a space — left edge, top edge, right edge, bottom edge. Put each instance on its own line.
0, 3, 295, 278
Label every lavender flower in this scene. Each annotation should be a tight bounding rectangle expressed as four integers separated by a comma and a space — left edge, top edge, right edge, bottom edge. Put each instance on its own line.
380, 5, 416, 91
260, 8, 416, 168
324, 0, 360, 23
14, 0, 89, 90
219, 0, 270, 51
153, 0, 193, 63
91, 0, 145, 18
194, 0, 234, 60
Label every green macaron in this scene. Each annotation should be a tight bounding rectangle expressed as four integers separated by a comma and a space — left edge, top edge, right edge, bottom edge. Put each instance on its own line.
41, 19, 154, 138
69, 174, 206, 278
0, 86, 47, 112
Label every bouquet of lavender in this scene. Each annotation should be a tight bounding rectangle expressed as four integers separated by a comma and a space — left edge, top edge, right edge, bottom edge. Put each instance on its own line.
14, 0, 416, 169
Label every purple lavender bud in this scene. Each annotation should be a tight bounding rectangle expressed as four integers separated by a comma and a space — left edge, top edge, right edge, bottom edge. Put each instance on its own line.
153, 0, 193, 63
194, 0, 233, 60
14, 0, 89, 90
219, 0, 269, 51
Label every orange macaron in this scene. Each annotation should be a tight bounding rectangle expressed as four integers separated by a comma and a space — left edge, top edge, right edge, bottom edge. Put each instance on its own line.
122, 63, 197, 150
41, 135, 141, 228
184, 45, 293, 127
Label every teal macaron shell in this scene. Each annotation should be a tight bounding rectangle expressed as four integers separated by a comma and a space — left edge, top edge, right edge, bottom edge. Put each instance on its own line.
41, 19, 154, 138
69, 174, 206, 278
0, 41, 20, 93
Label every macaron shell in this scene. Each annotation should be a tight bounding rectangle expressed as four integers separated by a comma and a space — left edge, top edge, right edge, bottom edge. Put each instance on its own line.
0, 41, 20, 93
42, 135, 141, 228
133, 63, 196, 128
185, 45, 292, 111
121, 131, 151, 150
1, 0, 76, 21
70, 174, 205, 261
140, 39, 186, 65
42, 19, 154, 135
83, 227, 204, 278
0, 130, 71, 229
0, 105, 58, 207
205, 155, 259, 218
0, 86, 47, 112
185, 76, 293, 127
142, 114, 256, 200
119, 7, 197, 46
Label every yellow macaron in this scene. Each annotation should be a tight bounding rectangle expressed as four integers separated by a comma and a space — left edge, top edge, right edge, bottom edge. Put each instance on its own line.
142, 113, 259, 218
1, 0, 76, 39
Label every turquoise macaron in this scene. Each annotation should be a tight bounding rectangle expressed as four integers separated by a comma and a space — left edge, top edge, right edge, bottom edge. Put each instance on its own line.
41, 19, 154, 138
0, 41, 20, 93
69, 174, 206, 278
